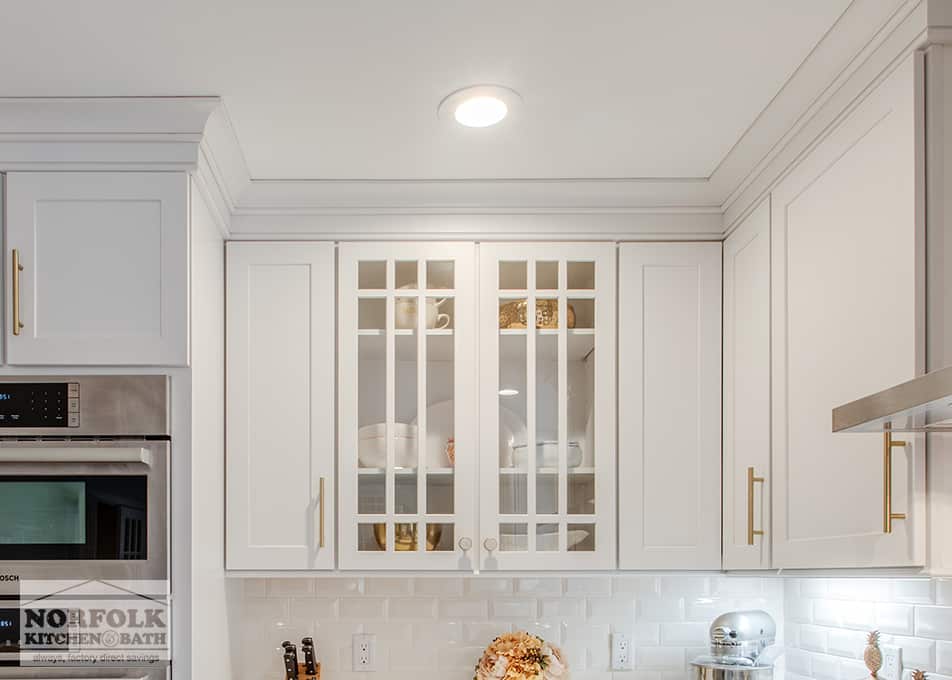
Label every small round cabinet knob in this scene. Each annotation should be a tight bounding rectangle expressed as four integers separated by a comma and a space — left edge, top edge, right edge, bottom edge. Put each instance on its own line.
457, 537, 473, 552
483, 537, 499, 554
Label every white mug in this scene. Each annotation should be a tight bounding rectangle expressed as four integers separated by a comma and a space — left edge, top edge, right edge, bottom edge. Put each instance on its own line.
396, 297, 451, 329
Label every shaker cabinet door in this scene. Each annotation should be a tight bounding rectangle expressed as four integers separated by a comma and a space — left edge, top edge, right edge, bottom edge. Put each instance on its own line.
338, 243, 477, 570
478, 244, 617, 570
722, 199, 772, 570
226, 242, 336, 570
5, 172, 188, 365
770, 55, 925, 568
618, 242, 722, 570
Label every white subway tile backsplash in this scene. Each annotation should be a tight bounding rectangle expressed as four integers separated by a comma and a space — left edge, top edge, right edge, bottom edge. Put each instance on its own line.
917, 605, 952, 639
937, 640, 952, 675
516, 577, 562, 595
491, 598, 538, 618
565, 576, 612, 595
588, 596, 636, 620
875, 603, 915, 635
660, 622, 707, 646
388, 596, 438, 620
313, 577, 363, 596
800, 625, 829, 653
438, 598, 489, 619
639, 597, 685, 622
937, 579, 952, 606
466, 577, 513, 595
891, 579, 934, 604
614, 575, 660, 595
540, 597, 586, 618
414, 577, 464, 596
636, 646, 685, 670
232, 574, 952, 680
339, 597, 387, 620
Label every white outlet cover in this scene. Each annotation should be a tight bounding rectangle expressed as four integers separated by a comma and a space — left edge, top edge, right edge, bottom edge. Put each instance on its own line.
611, 632, 633, 670
880, 644, 902, 680
352, 633, 376, 672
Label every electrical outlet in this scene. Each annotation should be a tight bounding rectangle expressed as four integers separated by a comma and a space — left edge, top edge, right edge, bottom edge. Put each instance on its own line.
352, 633, 376, 672
881, 644, 902, 680
611, 632, 633, 670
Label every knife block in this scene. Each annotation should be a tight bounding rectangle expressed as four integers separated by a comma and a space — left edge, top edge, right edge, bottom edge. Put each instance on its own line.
290, 662, 320, 680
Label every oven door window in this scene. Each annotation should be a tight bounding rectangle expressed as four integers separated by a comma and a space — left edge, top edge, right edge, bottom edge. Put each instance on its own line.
0, 476, 148, 560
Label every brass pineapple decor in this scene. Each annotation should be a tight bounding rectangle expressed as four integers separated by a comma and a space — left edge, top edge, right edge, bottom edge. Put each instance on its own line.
911, 670, 927, 680
864, 631, 882, 678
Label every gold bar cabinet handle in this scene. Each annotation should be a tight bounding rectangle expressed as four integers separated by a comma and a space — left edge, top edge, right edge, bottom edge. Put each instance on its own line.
11, 249, 23, 336
883, 433, 907, 533
747, 466, 765, 545
319, 476, 326, 548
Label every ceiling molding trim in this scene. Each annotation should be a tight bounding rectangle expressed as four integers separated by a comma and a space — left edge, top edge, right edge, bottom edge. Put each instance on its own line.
227, 210, 723, 242
720, 0, 928, 231
0, 97, 219, 171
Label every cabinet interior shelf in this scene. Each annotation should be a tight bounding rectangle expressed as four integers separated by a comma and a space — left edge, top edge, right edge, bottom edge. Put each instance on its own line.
358, 467, 455, 475
499, 467, 595, 476
358, 330, 455, 360
499, 329, 595, 361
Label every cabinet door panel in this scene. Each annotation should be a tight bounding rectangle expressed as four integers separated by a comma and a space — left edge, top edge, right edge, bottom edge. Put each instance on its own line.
619, 243, 721, 570
5, 172, 187, 365
226, 242, 335, 570
723, 199, 771, 570
339, 243, 476, 570
479, 244, 616, 570
771, 56, 925, 568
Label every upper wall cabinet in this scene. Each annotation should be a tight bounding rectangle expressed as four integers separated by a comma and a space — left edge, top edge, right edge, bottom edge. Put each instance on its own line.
4, 172, 188, 365
478, 244, 616, 570
226, 242, 335, 570
338, 243, 477, 570
723, 199, 771, 570
618, 243, 722, 570
770, 55, 926, 568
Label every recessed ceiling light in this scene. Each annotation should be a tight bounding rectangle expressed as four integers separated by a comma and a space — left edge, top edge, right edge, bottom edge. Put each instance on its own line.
439, 85, 521, 128
498, 388, 519, 397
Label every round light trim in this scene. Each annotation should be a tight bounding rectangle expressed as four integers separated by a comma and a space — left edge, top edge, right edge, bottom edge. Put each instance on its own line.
439, 85, 521, 128
454, 96, 508, 128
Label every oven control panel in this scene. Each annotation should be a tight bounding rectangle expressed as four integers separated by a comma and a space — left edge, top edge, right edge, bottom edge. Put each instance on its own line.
0, 382, 79, 428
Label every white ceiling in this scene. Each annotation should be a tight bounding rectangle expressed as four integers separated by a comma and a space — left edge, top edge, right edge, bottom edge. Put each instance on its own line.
0, 1, 850, 181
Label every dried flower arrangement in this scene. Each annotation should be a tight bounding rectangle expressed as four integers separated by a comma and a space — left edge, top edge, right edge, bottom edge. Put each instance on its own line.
474, 631, 568, 680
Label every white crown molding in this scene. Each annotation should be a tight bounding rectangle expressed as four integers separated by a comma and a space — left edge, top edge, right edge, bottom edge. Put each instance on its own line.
226, 209, 724, 242
0, 97, 219, 171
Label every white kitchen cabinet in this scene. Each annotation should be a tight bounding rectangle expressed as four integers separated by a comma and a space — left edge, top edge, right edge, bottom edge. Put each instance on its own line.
770, 55, 926, 568
4, 172, 188, 365
723, 199, 771, 570
618, 243, 721, 570
225, 242, 335, 570
338, 242, 477, 569
478, 244, 616, 570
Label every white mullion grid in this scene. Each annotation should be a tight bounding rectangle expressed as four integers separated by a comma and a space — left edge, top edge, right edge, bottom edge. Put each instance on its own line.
527, 259, 537, 554
385, 259, 395, 553
416, 259, 427, 554
558, 259, 569, 553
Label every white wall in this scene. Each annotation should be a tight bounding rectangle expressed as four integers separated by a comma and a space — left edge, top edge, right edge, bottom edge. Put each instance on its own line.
190, 179, 242, 678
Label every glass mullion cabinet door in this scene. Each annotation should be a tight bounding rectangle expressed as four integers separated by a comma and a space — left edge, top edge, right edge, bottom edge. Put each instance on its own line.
478, 244, 616, 569
339, 243, 477, 569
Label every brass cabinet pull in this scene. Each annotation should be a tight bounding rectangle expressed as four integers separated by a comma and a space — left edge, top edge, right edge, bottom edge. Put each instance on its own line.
884, 433, 907, 533
747, 466, 765, 545
11, 249, 23, 336
319, 477, 326, 548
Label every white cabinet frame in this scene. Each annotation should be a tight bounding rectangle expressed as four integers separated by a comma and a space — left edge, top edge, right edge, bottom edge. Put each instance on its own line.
478, 243, 616, 570
338, 242, 477, 570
